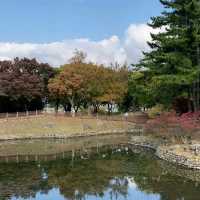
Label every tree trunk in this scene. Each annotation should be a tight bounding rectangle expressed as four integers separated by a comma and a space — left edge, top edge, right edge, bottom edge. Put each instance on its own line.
197, 79, 200, 111
93, 103, 99, 114
55, 99, 59, 113
197, 45, 200, 67
192, 81, 198, 112
107, 103, 113, 114
74, 105, 79, 113
63, 103, 72, 112
69, 98, 75, 117
188, 87, 192, 112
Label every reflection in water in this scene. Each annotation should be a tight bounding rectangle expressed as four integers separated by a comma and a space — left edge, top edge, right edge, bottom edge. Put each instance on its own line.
0, 136, 199, 199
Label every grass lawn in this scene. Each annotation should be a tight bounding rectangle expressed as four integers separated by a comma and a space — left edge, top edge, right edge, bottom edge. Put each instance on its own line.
0, 115, 135, 140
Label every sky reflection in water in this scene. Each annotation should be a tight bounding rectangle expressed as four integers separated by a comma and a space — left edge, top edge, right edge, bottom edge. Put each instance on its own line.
0, 137, 199, 200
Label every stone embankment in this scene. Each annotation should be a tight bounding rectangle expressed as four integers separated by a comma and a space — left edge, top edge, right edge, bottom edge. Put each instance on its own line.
128, 135, 166, 150
129, 135, 200, 170
156, 145, 200, 170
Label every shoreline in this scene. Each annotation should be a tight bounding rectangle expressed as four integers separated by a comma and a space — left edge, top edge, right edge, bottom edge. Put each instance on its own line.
0, 129, 142, 141
0, 130, 200, 170
129, 135, 200, 170
0, 114, 199, 170
0, 115, 138, 140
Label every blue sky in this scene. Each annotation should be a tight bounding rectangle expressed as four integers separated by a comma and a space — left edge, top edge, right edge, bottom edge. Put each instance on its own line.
0, 0, 163, 66
0, 0, 162, 43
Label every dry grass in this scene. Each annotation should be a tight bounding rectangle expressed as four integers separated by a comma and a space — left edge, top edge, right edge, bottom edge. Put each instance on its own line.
163, 145, 200, 161
0, 115, 135, 140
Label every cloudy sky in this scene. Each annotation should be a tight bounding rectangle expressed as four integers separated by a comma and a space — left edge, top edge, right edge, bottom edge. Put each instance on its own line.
0, 0, 163, 67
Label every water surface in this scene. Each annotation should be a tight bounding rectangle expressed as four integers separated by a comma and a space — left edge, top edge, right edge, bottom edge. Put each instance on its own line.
0, 135, 199, 200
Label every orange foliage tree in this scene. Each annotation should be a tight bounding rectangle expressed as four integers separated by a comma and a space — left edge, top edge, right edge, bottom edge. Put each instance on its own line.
48, 51, 128, 113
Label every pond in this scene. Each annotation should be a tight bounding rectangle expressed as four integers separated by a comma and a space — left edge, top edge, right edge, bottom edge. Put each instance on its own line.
0, 134, 200, 200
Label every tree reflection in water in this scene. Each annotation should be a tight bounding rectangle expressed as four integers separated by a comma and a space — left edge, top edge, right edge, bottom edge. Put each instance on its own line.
0, 147, 200, 200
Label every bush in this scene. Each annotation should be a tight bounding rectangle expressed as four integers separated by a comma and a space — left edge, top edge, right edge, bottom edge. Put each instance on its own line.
147, 104, 165, 119
172, 97, 191, 115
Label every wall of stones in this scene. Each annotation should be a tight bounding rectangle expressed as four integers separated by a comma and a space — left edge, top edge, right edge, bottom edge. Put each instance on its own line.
129, 135, 200, 170
156, 146, 200, 170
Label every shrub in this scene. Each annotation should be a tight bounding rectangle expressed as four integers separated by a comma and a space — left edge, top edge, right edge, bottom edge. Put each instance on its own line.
172, 97, 192, 115
147, 104, 165, 119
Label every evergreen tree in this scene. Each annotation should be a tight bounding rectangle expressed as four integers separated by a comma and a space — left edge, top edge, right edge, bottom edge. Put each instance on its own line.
138, 0, 200, 112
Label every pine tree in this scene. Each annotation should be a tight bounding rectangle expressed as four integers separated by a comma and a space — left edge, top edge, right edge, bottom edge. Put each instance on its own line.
139, 0, 200, 111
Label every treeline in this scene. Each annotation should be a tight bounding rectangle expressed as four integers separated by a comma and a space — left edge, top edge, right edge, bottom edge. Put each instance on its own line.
1, 0, 200, 114
0, 52, 128, 113
0, 58, 54, 112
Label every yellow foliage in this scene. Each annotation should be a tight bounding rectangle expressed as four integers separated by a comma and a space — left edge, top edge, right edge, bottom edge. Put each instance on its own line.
147, 104, 165, 118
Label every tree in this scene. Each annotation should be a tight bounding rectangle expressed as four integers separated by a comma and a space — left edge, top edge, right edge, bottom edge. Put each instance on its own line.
69, 49, 87, 64
0, 58, 54, 112
137, 0, 200, 112
48, 52, 128, 114
126, 70, 155, 111
48, 63, 84, 113
96, 67, 128, 113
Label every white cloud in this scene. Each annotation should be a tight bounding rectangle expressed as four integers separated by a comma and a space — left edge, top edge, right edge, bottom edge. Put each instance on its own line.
124, 24, 164, 64
0, 24, 161, 67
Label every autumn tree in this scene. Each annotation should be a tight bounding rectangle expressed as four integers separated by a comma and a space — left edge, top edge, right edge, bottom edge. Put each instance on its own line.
48, 51, 128, 114
95, 66, 128, 113
48, 63, 85, 113
0, 58, 54, 112
68, 49, 87, 64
